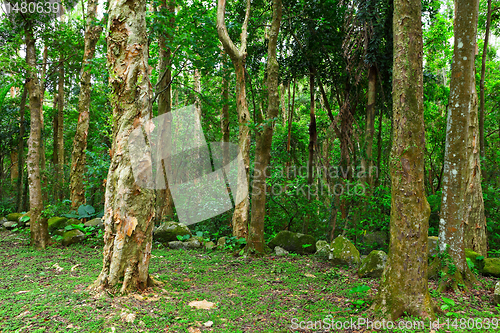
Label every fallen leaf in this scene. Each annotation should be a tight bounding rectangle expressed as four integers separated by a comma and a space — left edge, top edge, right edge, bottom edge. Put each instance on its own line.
188, 300, 216, 310
188, 327, 201, 333
52, 263, 64, 272
16, 310, 30, 318
121, 312, 136, 323
15, 290, 30, 294
304, 273, 316, 278
204, 320, 214, 327
71, 264, 81, 272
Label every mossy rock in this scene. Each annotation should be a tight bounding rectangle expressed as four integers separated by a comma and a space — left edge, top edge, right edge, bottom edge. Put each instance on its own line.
465, 248, 485, 273
267, 231, 316, 254
48, 217, 68, 233
358, 250, 387, 278
482, 258, 500, 278
61, 229, 86, 246
6, 213, 23, 222
315, 240, 330, 258
493, 282, 500, 305
153, 221, 191, 243
329, 236, 360, 267
84, 218, 104, 229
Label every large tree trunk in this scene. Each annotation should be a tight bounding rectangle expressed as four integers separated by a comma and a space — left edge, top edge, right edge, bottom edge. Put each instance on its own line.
464, 79, 487, 255
479, 0, 491, 159
361, 65, 377, 190
437, 0, 479, 292
217, 0, 251, 239
156, 0, 175, 222
69, 0, 102, 210
247, 0, 281, 254
89, 0, 156, 294
372, 0, 436, 320
26, 24, 49, 249
40, 45, 48, 201
16, 81, 27, 212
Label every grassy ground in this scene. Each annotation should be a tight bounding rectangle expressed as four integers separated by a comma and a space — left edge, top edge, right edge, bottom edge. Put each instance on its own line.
0, 230, 498, 333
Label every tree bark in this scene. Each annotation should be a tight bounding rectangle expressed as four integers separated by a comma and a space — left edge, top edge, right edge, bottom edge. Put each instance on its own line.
56, 58, 65, 200
361, 65, 377, 190
247, 0, 281, 254
11, 151, 18, 183
26, 24, 49, 249
372, 0, 436, 320
217, 0, 251, 239
89, 0, 157, 294
16, 81, 27, 212
69, 0, 102, 210
438, 0, 479, 292
479, 0, 491, 159
40, 45, 48, 201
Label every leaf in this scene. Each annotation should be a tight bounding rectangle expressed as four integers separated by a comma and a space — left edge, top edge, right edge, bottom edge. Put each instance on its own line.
20, 216, 30, 223
188, 300, 216, 310
78, 204, 95, 217
304, 273, 316, 278
302, 244, 312, 248
442, 296, 455, 306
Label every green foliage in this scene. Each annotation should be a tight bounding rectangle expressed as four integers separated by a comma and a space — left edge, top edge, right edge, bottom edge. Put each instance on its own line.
176, 234, 191, 241
62, 204, 102, 220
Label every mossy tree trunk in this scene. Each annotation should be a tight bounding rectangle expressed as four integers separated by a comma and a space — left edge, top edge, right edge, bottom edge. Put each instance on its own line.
70, 0, 103, 210
26, 23, 49, 249
247, 0, 282, 254
438, 0, 480, 292
371, 0, 436, 320
217, 0, 251, 240
89, 0, 157, 294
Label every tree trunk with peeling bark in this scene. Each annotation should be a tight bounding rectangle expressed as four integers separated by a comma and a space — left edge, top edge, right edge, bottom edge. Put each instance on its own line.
437, 0, 479, 292
26, 24, 49, 250
248, 0, 281, 254
89, 0, 157, 294
156, 0, 175, 222
371, 0, 436, 320
16, 81, 27, 212
217, 0, 251, 240
70, 0, 103, 210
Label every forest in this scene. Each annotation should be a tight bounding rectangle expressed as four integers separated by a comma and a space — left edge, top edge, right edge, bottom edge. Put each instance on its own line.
1, 0, 500, 331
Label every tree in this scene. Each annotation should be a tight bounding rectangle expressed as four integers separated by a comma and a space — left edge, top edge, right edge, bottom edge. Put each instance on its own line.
247, 0, 282, 254
438, 0, 480, 291
371, 0, 436, 319
90, 0, 157, 293
69, 0, 102, 210
479, 0, 492, 158
216, 0, 251, 240
26, 22, 49, 249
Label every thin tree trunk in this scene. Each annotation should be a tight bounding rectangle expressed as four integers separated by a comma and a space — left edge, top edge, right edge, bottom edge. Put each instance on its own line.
69, 0, 102, 210
26, 24, 49, 249
372, 0, 436, 319
375, 111, 383, 186
40, 44, 48, 190
217, 0, 252, 239
361, 65, 377, 190
11, 151, 18, 184
247, 0, 281, 254
303, 70, 316, 234
89, 0, 157, 294
156, 0, 175, 222
437, 0, 479, 292
16, 81, 27, 212
56, 58, 65, 200
479, 0, 491, 158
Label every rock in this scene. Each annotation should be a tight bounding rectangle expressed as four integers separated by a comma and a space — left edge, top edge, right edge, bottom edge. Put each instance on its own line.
465, 248, 485, 273
168, 241, 185, 250
205, 241, 216, 250
267, 231, 317, 254
67, 218, 80, 225
217, 237, 226, 248
428, 236, 439, 258
3, 221, 18, 230
61, 230, 86, 246
184, 237, 202, 249
329, 235, 360, 267
362, 231, 388, 248
6, 213, 23, 222
358, 250, 387, 278
153, 221, 191, 243
493, 282, 500, 306
17, 212, 31, 228
84, 218, 104, 229
48, 217, 68, 233
275, 246, 289, 256
0, 217, 7, 225
54, 229, 65, 236
482, 258, 500, 278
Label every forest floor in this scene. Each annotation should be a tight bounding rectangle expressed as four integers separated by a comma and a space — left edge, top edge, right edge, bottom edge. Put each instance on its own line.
0, 230, 498, 333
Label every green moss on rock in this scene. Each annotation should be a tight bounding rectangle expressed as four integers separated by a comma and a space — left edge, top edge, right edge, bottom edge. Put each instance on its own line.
483, 258, 500, 278
329, 236, 360, 267
6, 213, 23, 222
153, 221, 191, 243
48, 217, 68, 233
267, 231, 316, 254
465, 248, 484, 273
62, 229, 86, 246
358, 250, 387, 278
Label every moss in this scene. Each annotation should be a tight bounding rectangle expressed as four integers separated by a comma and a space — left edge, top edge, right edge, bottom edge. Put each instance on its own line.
482, 258, 500, 278
330, 236, 360, 267
62, 229, 86, 246
464, 248, 484, 273
48, 217, 68, 233
358, 250, 387, 278
153, 221, 191, 243
267, 231, 316, 254
6, 213, 23, 222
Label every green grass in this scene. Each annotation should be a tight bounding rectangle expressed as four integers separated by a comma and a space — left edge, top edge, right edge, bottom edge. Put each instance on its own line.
0, 230, 498, 332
